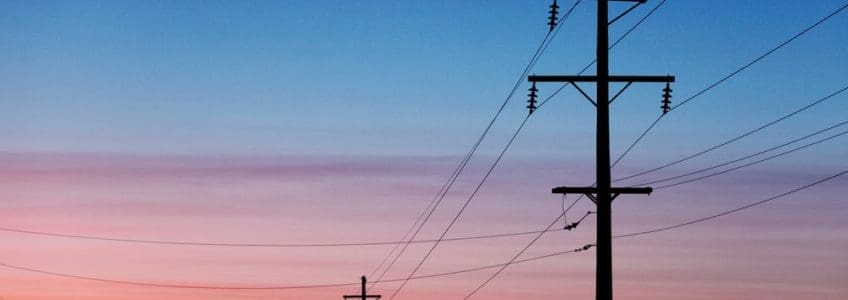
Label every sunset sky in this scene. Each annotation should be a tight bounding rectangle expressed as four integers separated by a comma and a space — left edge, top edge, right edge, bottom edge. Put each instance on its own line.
1, 1, 847, 299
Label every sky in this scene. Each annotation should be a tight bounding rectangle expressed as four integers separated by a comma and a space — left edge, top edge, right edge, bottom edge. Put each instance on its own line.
0, 0, 847, 299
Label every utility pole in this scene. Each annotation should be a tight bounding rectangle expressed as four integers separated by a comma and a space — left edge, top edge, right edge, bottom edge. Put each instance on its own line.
528, 1, 674, 300
343, 276, 381, 300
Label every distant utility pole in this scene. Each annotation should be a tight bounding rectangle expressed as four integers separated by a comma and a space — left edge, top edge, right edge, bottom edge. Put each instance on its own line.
343, 276, 381, 300
528, 1, 674, 300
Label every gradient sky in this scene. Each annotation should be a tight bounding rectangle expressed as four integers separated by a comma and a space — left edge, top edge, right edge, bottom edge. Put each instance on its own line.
1, 1, 847, 299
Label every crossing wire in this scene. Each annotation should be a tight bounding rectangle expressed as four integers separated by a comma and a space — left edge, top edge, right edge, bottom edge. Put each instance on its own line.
612, 2, 848, 181
0, 1, 590, 254
637, 117, 848, 187
3, 85, 841, 249
463, 2, 848, 296
463, 1, 672, 296
466, 95, 848, 298
616, 168, 848, 238
464, 167, 848, 298
3, 166, 844, 291
655, 126, 848, 190
615, 84, 848, 183
6, 1, 844, 296
368, 0, 583, 291
388, 1, 672, 297
388, 114, 531, 299
387, 1, 675, 297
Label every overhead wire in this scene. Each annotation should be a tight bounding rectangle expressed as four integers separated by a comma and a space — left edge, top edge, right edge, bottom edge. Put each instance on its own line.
367, 1, 583, 291
465, 91, 848, 296
654, 126, 848, 190
616, 168, 848, 238
5, 1, 846, 296
463, 210, 594, 299
612, 2, 848, 182
615, 84, 848, 183
464, 166, 848, 298
4, 166, 844, 291
2, 83, 840, 250
392, 0, 672, 297
389, 114, 532, 299
463, 2, 848, 297
463, 1, 671, 296
0, 225, 572, 248
637, 117, 848, 187
0, 6, 585, 293
0, 242, 593, 291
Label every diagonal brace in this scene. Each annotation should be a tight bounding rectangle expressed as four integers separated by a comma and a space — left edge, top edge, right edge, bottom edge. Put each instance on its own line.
571, 82, 597, 106
608, 1, 645, 26
608, 81, 633, 104
585, 193, 598, 204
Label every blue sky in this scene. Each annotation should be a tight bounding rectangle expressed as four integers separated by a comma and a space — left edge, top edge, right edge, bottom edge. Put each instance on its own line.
1, 1, 846, 159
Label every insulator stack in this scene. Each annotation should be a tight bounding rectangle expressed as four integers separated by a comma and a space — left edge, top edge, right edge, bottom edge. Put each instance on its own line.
527, 81, 539, 115
661, 81, 672, 114
548, 0, 560, 32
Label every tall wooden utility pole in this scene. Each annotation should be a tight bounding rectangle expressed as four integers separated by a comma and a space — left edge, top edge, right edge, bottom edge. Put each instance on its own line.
528, 1, 674, 300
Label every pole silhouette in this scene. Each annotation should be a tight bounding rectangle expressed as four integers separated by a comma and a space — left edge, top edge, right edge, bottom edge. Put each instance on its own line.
528, 1, 674, 299
343, 276, 381, 300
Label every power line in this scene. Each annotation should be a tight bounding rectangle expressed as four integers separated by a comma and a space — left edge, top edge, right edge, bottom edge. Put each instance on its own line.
389, 115, 531, 299
390, 0, 666, 292
611, 2, 848, 181
368, 125, 493, 278
464, 115, 848, 297
536, 0, 668, 110
4, 84, 839, 250
463, 110, 848, 299
461, 3, 848, 296
396, 0, 673, 296
0, 262, 356, 290
0, 242, 593, 291
655, 127, 848, 190
671, 2, 848, 111
0, 225, 570, 248
5, 167, 844, 292
462, 1, 671, 297
638, 118, 848, 187
464, 211, 593, 299
368, 1, 582, 291
615, 84, 848, 183
616, 168, 848, 238
516, 0, 675, 299
13, 1, 842, 296
464, 166, 848, 298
